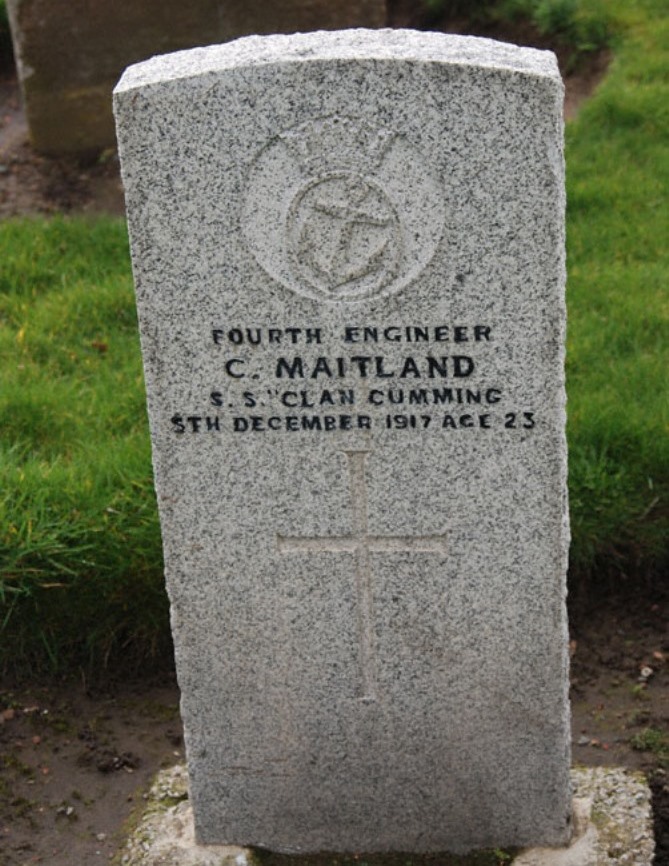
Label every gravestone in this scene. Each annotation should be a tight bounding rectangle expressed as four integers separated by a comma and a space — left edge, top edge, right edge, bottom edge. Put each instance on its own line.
6, 0, 385, 156
114, 30, 571, 854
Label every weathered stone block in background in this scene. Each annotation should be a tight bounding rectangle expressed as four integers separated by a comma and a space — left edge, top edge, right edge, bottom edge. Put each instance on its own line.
114, 30, 570, 854
6, 0, 385, 155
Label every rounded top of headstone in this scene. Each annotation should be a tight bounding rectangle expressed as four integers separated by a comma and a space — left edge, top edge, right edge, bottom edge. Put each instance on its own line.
114, 29, 561, 95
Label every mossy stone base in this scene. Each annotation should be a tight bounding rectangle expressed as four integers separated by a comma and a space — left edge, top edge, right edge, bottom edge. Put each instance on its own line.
115, 766, 654, 866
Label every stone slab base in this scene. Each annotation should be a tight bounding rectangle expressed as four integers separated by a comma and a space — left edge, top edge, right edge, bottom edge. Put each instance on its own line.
115, 766, 654, 866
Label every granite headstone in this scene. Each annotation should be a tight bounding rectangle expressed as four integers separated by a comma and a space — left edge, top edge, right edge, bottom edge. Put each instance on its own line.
114, 30, 571, 854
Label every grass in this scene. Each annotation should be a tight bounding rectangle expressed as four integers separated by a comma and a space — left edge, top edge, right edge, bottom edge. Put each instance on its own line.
500, 0, 613, 59
0, 0, 667, 678
565, 0, 669, 584
0, 219, 169, 676
630, 728, 669, 767
424, 0, 614, 68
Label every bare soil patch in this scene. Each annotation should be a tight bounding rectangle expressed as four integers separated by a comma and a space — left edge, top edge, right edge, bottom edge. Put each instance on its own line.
570, 589, 669, 865
0, 675, 183, 865
0, 76, 125, 219
1, 590, 666, 865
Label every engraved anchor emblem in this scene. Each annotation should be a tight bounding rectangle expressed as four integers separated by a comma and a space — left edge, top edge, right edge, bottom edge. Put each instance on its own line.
291, 174, 401, 296
241, 114, 446, 303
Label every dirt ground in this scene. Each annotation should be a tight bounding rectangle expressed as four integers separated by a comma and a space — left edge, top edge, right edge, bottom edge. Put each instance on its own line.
0, 676, 182, 865
0, 590, 667, 865
0, 19, 666, 866
0, 75, 126, 219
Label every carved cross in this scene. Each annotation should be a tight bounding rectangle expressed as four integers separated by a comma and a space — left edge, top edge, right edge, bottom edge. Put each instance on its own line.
278, 450, 448, 701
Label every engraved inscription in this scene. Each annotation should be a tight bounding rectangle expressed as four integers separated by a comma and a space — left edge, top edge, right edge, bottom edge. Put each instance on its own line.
277, 450, 448, 701
169, 321, 540, 434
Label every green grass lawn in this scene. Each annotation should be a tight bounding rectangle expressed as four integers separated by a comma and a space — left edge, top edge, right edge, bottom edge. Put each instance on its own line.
0, 0, 667, 677
565, 0, 669, 581
0, 220, 170, 674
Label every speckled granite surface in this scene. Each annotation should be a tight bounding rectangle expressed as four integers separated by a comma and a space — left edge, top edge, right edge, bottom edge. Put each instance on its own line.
114, 30, 569, 853
117, 766, 654, 865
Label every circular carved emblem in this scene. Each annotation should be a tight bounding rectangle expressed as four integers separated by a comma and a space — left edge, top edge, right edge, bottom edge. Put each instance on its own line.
241, 116, 445, 304
288, 173, 402, 299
